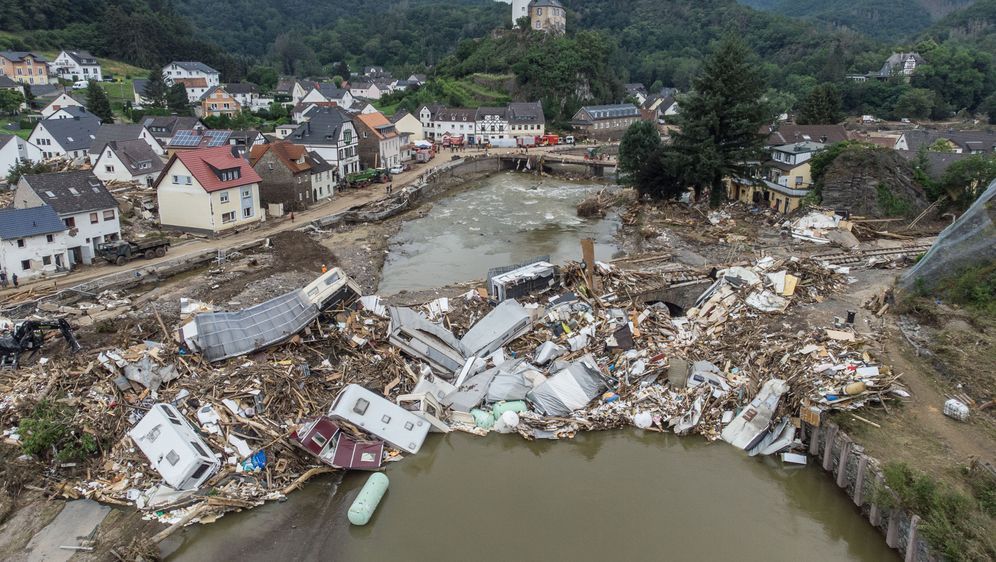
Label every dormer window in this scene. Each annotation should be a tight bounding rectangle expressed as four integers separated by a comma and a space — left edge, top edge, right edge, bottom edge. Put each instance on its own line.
218, 168, 241, 182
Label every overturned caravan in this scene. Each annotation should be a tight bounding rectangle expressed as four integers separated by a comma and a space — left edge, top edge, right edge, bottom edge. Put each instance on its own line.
180, 268, 361, 362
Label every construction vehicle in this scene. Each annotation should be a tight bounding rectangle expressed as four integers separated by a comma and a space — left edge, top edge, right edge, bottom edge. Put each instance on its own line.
97, 238, 170, 266
0, 319, 82, 369
346, 168, 389, 187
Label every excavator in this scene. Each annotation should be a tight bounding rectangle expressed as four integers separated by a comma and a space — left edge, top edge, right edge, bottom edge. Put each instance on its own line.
0, 319, 82, 369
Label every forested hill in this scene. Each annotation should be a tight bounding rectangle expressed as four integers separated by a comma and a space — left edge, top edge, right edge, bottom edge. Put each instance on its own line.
738, 0, 977, 41
0, 0, 243, 78
925, 0, 996, 52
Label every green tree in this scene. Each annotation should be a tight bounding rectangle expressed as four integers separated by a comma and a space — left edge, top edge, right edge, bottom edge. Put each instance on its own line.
247, 66, 278, 91
618, 121, 662, 178
913, 45, 993, 113
86, 80, 114, 123
143, 69, 168, 109
980, 91, 996, 125
670, 36, 772, 206
634, 147, 689, 201
166, 83, 191, 115
939, 154, 996, 209
332, 61, 351, 80
797, 84, 842, 125
7, 159, 54, 184
0, 88, 24, 115
894, 88, 935, 120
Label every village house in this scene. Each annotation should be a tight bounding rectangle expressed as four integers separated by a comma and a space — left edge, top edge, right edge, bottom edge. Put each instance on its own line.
91, 139, 166, 187
199, 86, 242, 118
895, 129, 996, 154
390, 110, 424, 141
474, 107, 509, 145
288, 107, 360, 181
292, 101, 339, 124
141, 116, 204, 146
249, 141, 336, 211
165, 128, 233, 154
0, 134, 42, 182
727, 141, 825, 214
40, 92, 86, 118
227, 130, 267, 153
763, 124, 849, 148
0, 206, 69, 280
408, 74, 427, 86
625, 83, 648, 105
528, 0, 567, 34
88, 123, 165, 159
642, 95, 679, 124
175, 78, 210, 103
224, 82, 261, 111
506, 102, 546, 140
27, 114, 100, 163
880, 52, 924, 78
348, 80, 385, 101
421, 106, 476, 141
163, 61, 220, 88
45, 105, 91, 121
353, 112, 402, 169
275, 79, 308, 105
131, 79, 152, 107
569, 104, 640, 138
15, 171, 121, 265
274, 123, 299, 140
51, 50, 102, 82
300, 84, 354, 108
155, 146, 264, 235
0, 51, 49, 85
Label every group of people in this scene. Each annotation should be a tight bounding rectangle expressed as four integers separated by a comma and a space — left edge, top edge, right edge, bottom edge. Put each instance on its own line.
0, 270, 17, 289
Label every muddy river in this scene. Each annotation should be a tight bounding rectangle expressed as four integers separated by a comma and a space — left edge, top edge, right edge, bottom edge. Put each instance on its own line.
170, 432, 896, 561
377, 173, 620, 294
168, 175, 896, 561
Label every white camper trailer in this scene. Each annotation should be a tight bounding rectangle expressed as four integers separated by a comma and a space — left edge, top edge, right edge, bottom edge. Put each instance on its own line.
128, 403, 220, 490
329, 384, 431, 454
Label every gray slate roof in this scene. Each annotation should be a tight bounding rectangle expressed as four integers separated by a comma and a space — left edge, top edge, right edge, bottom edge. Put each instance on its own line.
289, 107, 353, 146
62, 50, 98, 66
35, 116, 101, 151
573, 104, 640, 124
224, 82, 258, 95
507, 102, 545, 125
901, 129, 996, 153
20, 171, 118, 214
51, 106, 91, 119
141, 116, 202, 138
88, 124, 153, 155
170, 61, 219, 74
0, 51, 47, 62
0, 205, 66, 240
0, 75, 21, 89
102, 139, 165, 176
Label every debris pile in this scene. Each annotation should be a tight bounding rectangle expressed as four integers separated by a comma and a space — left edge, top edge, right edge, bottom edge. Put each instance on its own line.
0, 244, 912, 534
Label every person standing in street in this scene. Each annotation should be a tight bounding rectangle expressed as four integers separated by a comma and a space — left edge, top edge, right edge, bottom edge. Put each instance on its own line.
0, 270, 7, 289
11, 273, 18, 288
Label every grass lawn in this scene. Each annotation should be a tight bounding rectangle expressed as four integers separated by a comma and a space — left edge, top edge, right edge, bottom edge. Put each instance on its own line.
0, 127, 30, 140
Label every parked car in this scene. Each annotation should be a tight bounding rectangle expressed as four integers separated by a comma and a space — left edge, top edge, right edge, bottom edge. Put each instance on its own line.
389, 165, 404, 175
72, 80, 89, 90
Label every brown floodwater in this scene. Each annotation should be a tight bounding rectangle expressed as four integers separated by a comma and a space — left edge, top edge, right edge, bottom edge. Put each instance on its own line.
168, 431, 898, 561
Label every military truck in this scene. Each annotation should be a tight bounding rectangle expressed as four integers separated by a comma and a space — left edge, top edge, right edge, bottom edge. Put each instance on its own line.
97, 238, 170, 266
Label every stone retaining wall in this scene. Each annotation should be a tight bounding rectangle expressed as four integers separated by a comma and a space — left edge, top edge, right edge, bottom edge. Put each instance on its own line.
806, 422, 936, 562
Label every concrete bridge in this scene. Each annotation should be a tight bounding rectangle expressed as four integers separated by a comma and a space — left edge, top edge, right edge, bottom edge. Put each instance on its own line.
497, 153, 618, 178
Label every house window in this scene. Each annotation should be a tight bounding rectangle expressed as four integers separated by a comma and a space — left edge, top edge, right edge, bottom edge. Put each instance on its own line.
242, 206, 253, 218
46, 234, 54, 243
242, 189, 250, 198
222, 211, 236, 223
103, 209, 114, 221
16, 239, 25, 248
105, 165, 114, 172
795, 176, 803, 186
90, 212, 99, 224
220, 192, 230, 203
42, 255, 51, 265
64, 217, 76, 228
21, 260, 30, 270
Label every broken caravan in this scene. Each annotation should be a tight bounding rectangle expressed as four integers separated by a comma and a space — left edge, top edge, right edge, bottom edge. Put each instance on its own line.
291, 417, 385, 470
128, 403, 221, 490
329, 384, 431, 454
180, 268, 361, 362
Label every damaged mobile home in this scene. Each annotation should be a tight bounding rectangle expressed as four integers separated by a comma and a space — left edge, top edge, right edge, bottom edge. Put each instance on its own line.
181, 268, 361, 362
128, 403, 221, 491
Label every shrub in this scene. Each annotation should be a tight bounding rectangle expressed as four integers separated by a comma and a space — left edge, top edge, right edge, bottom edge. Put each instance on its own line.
19, 400, 99, 463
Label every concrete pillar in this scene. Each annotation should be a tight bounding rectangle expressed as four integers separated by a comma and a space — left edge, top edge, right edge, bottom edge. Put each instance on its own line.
886, 509, 900, 548
809, 425, 821, 455
836, 440, 852, 487
870, 473, 884, 526
905, 515, 920, 562
822, 425, 838, 471
854, 456, 868, 506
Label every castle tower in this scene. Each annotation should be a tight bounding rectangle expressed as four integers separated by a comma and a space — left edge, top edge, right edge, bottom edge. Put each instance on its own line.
511, 0, 531, 28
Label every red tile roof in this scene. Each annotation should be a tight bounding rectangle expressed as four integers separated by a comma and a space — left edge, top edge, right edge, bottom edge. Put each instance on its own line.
249, 141, 310, 173
159, 146, 262, 193
175, 77, 208, 88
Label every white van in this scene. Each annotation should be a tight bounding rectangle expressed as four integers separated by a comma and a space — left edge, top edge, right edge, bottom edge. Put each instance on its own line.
72, 80, 90, 90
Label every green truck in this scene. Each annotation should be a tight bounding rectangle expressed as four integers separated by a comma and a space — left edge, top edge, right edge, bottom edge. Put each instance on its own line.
97, 238, 170, 266
346, 168, 389, 187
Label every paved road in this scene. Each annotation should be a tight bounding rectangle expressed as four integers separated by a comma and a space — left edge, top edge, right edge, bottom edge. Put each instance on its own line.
0, 144, 610, 302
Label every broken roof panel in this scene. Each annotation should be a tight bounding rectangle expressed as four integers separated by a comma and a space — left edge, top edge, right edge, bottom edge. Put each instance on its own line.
388, 306, 466, 375
182, 289, 318, 362
526, 356, 608, 417
459, 299, 532, 359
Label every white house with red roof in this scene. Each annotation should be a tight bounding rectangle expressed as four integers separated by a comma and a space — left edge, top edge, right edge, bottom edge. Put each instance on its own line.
155, 146, 263, 235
